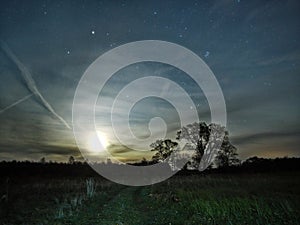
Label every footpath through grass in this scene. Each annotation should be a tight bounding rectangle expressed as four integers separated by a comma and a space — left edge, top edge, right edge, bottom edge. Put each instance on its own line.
1, 173, 300, 225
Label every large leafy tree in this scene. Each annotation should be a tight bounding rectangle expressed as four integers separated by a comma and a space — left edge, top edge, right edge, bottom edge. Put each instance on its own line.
176, 122, 211, 168
176, 122, 239, 169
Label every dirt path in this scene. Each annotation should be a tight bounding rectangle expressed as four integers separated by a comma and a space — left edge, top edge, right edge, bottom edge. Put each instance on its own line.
95, 186, 148, 225
70, 186, 153, 225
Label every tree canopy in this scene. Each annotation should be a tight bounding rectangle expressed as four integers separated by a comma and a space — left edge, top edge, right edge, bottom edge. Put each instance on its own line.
150, 122, 240, 170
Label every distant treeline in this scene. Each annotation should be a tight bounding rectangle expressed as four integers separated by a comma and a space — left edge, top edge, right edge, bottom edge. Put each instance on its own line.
199, 156, 300, 175
0, 156, 299, 178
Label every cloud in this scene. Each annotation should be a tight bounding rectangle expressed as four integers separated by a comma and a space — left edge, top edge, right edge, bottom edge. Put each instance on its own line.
106, 144, 153, 162
232, 130, 300, 145
0, 143, 81, 161
107, 144, 137, 154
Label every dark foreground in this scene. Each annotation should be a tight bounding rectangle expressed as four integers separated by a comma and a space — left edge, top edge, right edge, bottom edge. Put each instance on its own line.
0, 170, 299, 225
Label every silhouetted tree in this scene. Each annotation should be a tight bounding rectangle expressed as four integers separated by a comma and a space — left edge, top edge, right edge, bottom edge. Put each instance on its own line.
140, 157, 148, 165
68, 156, 75, 164
176, 122, 239, 169
106, 158, 112, 164
40, 157, 46, 164
215, 131, 240, 168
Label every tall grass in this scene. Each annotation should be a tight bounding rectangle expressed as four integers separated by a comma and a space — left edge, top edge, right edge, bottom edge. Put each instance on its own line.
86, 178, 96, 198
53, 178, 97, 219
147, 174, 300, 225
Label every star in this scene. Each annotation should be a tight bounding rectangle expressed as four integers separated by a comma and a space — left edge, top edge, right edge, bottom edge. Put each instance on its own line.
91, 30, 95, 35
67, 50, 70, 55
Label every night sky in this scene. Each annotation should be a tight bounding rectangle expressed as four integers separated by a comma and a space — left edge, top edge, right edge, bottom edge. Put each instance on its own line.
0, 0, 299, 162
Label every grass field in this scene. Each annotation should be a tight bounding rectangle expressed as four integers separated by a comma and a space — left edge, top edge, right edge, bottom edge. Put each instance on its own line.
1, 172, 300, 225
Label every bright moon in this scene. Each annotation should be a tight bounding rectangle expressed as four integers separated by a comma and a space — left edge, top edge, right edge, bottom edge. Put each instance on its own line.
88, 131, 109, 153
97, 131, 109, 148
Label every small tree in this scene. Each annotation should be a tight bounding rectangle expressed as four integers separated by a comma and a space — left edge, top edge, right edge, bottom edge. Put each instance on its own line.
68, 156, 75, 164
215, 131, 240, 168
140, 157, 148, 165
40, 157, 46, 164
106, 158, 112, 165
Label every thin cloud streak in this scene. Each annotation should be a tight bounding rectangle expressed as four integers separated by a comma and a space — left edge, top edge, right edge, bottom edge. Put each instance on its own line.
0, 93, 33, 114
0, 40, 71, 129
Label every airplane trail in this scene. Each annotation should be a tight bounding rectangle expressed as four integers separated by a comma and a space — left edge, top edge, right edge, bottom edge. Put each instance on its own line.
0, 40, 71, 129
0, 93, 33, 114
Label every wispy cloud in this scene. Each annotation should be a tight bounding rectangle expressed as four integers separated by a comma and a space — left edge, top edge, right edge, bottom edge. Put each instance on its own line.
232, 130, 300, 145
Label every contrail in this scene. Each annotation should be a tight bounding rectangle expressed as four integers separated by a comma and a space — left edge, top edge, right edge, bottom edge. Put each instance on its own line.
0, 93, 33, 114
0, 40, 71, 129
